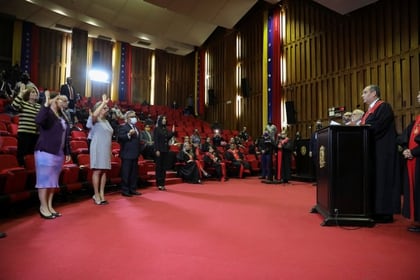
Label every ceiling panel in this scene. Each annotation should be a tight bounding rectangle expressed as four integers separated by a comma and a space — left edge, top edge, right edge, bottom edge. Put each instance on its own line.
313, 0, 378, 15
0, 0, 377, 55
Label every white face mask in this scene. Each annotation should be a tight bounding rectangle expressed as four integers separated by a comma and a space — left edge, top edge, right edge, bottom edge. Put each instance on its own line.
130, 117, 137, 125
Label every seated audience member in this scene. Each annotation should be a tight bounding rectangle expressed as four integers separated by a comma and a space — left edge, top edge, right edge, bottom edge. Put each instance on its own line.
238, 126, 249, 142
176, 142, 202, 184
201, 137, 213, 153
203, 145, 228, 182
342, 112, 352, 125
140, 124, 155, 160
171, 100, 179, 109
212, 129, 225, 147
224, 143, 251, 178
144, 114, 154, 126
191, 128, 202, 147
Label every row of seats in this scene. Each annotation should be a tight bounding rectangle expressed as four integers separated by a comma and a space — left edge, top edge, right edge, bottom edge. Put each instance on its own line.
0, 152, 156, 209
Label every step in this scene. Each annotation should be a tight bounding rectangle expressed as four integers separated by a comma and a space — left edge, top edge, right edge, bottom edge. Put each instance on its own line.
147, 177, 183, 187
146, 170, 178, 178
145, 170, 183, 186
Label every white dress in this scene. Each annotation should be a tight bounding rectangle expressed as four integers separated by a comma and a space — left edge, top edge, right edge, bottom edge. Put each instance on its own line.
90, 119, 113, 169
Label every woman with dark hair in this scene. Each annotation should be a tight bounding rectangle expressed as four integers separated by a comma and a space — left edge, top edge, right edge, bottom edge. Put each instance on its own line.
203, 145, 228, 182
176, 142, 202, 184
153, 115, 175, 191
35, 91, 71, 219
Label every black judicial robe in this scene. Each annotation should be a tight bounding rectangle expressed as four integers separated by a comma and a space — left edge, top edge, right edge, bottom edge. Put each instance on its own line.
176, 150, 200, 184
364, 101, 401, 215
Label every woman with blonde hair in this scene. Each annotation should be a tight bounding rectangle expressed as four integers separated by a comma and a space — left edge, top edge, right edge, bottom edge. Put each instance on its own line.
90, 94, 113, 205
35, 91, 71, 219
350, 109, 365, 125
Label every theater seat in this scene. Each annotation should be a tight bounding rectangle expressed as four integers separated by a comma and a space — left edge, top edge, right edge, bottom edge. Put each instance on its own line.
77, 154, 92, 184
71, 130, 87, 141
0, 136, 18, 155
0, 122, 9, 136
70, 140, 89, 161
0, 154, 30, 204
61, 158, 82, 192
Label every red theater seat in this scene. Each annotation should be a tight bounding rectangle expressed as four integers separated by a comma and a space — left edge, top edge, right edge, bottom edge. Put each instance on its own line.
0, 154, 30, 204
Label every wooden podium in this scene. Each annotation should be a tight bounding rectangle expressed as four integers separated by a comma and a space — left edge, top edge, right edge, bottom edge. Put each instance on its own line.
311, 126, 375, 226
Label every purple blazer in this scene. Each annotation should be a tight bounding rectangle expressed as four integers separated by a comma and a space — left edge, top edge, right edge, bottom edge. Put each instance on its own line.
35, 105, 71, 155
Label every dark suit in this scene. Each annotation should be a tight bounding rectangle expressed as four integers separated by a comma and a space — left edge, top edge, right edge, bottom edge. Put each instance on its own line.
118, 123, 141, 194
139, 129, 155, 160
60, 83, 76, 122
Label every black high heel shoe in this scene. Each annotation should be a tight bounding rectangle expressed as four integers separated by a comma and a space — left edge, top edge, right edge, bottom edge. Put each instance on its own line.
39, 209, 55, 219
51, 212, 62, 217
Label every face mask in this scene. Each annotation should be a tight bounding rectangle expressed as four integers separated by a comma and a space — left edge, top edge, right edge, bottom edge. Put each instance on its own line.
130, 117, 137, 125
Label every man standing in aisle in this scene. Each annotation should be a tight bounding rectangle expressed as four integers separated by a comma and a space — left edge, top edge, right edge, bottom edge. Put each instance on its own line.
361, 84, 400, 223
118, 111, 142, 197
60, 77, 76, 123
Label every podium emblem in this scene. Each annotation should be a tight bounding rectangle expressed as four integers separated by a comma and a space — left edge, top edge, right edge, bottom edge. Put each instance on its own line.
300, 146, 307, 156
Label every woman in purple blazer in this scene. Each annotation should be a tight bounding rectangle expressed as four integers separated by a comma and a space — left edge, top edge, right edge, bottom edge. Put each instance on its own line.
34, 91, 71, 219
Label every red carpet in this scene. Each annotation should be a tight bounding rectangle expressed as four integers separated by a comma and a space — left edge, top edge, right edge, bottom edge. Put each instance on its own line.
0, 177, 419, 280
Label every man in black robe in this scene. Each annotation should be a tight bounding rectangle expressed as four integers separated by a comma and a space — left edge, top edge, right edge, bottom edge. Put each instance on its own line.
361, 84, 400, 223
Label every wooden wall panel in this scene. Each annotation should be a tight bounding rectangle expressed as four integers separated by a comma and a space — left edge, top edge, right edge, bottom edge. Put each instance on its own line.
203, 3, 264, 138
38, 28, 67, 92
282, 0, 419, 138
131, 47, 152, 104
71, 28, 88, 96
153, 50, 195, 108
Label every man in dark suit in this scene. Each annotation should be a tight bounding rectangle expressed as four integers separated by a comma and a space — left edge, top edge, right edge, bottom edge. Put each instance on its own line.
361, 84, 400, 223
117, 110, 142, 197
309, 120, 322, 185
60, 77, 76, 122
